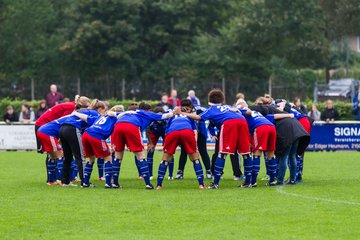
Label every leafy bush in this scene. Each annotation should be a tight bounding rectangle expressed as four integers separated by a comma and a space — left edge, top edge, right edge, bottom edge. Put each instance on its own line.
302, 100, 354, 120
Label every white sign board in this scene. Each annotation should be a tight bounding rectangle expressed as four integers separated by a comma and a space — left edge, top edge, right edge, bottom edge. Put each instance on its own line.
0, 125, 37, 150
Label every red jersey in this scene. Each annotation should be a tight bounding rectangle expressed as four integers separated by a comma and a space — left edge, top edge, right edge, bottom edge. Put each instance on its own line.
35, 102, 76, 127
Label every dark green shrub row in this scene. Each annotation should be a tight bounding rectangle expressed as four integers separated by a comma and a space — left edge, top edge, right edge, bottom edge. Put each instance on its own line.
0, 98, 357, 120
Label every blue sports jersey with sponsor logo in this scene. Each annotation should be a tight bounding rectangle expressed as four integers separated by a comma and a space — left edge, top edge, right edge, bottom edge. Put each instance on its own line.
38, 115, 69, 138
239, 109, 274, 135
86, 114, 119, 140
165, 114, 197, 135
61, 109, 99, 131
199, 105, 244, 128
116, 109, 164, 131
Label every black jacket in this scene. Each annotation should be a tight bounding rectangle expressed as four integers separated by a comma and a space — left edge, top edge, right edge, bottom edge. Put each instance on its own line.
320, 108, 339, 121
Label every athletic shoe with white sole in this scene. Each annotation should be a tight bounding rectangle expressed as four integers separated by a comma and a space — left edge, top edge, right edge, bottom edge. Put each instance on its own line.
207, 183, 219, 189
168, 176, 174, 180
199, 184, 206, 189
265, 181, 276, 186
104, 184, 112, 189
156, 185, 162, 190
61, 182, 78, 187
81, 183, 96, 188
238, 182, 252, 188
111, 183, 122, 189
175, 170, 183, 180
145, 184, 154, 190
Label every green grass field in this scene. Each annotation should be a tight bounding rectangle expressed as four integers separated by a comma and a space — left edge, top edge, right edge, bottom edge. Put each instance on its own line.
0, 151, 359, 240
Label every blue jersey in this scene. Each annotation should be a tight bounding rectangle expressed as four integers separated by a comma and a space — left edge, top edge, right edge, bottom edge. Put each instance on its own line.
265, 114, 275, 124
61, 109, 99, 131
116, 109, 164, 131
290, 108, 306, 120
165, 114, 197, 135
240, 109, 274, 135
149, 120, 166, 137
194, 105, 208, 138
38, 115, 69, 138
199, 105, 244, 128
86, 114, 119, 140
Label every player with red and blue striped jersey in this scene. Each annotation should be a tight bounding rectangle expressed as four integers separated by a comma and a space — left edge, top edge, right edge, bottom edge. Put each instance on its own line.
156, 99, 205, 190
175, 89, 251, 189
111, 102, 174, 189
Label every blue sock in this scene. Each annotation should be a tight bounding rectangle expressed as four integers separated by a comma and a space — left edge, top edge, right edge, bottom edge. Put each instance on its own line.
147, 151, 154, 177
252, 156, 260, 184
47, 159, 56, 182
134, 156, 141, 177
56, 158, 63, 181
71, 159, 78, 180
104, 161, 112, 186
193, 160, 204, 185
83, 162, 94, 185
268, 157, 277, 182
97, 158, 104, 179
157, 160, 168, 186
168, 157, 174, 178
112, 159, 122, 185
138, 159, 151, 186
214, 157, 226, 185
243, 154, 252, 184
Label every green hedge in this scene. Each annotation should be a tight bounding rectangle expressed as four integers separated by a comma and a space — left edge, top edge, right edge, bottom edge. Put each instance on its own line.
0, 98, 160, 117
0, 97, 356, 120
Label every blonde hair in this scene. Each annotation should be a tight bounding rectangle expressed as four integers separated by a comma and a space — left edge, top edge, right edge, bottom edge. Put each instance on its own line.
110, 105, 124, 112
76, 96, 91, 109
90, 99, 106, 110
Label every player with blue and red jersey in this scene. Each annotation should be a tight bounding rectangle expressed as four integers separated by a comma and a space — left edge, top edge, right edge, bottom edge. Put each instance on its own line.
73, 105, 129, 188
236, 99, 277, 187
37, 115, 69, 185
175, 89, 251, 189
156, 99, 205, 190
146, 106, 174, 179
111, 102, 174, 189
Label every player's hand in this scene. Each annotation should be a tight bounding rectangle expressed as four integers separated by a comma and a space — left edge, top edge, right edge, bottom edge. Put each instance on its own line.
174, 107, 181, 114
211, 136, 218, 142
290, 114, 294, 118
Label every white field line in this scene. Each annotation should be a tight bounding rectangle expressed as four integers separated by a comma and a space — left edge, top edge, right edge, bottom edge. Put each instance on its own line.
276, 187, 360, 206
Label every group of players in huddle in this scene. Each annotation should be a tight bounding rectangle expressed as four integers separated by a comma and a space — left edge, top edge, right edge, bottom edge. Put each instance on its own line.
34, 89, 311, 190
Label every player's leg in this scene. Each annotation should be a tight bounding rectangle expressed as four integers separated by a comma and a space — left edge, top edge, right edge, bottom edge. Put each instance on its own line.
189, 152, 205, 189
113, 151, 124, 186
210, 136, 220, 175
156, 153, 173, 189
70, 159, 78, 182
265, 125, 277, 186
197, 132, 212, 179
276, 148, 291, 185
82, 132, 96, 187
175, 146, 187, 179
83, 156, 96, 187
287, 140, 299, 185
97, 158, 104, 180
236, 119, 253, 188
296, 153, 304, 183
168, 156, 174, 179
103, 154, 114, 188
112, 123, 126, 187
230, 153, 242, 180
59, 125, 76, 186
134, 151, 153, 189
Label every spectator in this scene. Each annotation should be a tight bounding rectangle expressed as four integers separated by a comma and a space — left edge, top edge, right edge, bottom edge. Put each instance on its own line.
321, 99, 339, 122
63, 97, 70, 103
157, 93, 172, 111
293, 97, 308, 114
19, 104, 35, 123
236, 92, 245, 100
308, 104, 321, 121
187, 90, 200, 106
3, 105, 18, 124
45, 84, 64, 108
35, 100, 48, 120
352, 85, 360, 120
168, 89, 181, 107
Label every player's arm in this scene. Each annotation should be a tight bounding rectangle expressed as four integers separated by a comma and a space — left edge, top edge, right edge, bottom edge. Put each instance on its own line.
116, 110, 136, 119
106, 111, 116, 117
161, 111, 174, 119
72, 111, 88, 121
174, 107, 201, 120
274, 113, 294, 119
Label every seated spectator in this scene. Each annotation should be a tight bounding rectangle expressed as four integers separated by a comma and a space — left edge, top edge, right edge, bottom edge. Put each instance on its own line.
308, 104, 321, 121
157, 93, 173, 111
320, 99, 339, 122
187, 90, 200, 106
19, 104, 35, 123
3, 105, 18, 124
168, 89, 181, 107
35, 100, 48, 120
352, 85, 360, 121
293, 97, 308, 114
45, 84, 64, 108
